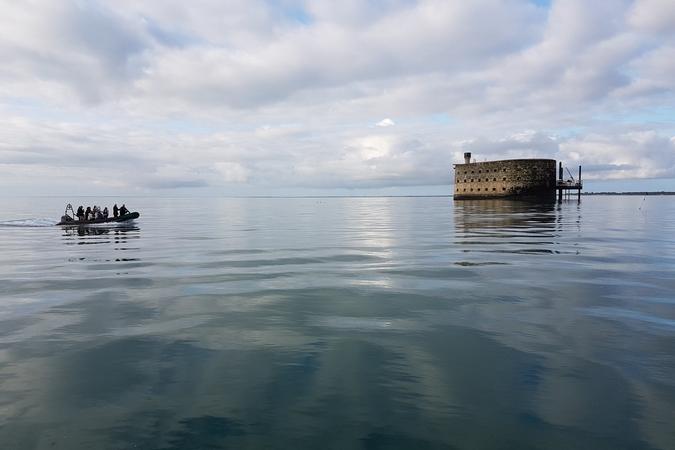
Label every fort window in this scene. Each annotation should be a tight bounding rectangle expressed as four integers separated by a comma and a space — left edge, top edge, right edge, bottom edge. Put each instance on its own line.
492, 188, 496, 191
478, 170, 482, 173
470, 188, 473, 192
471, 170, 474, 174
493, 178, 496, 181
463, 188, 466, 192
502, 177, 506, 181
502, 187, 506, 191
477, 188, 480, 191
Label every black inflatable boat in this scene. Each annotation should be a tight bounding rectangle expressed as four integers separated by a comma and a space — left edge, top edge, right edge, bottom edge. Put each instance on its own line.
57, 211, 140, 226
56, 204, 140, 226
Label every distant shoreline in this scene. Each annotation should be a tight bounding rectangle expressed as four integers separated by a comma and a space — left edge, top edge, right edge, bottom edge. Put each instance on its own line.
583, 191, 675, 196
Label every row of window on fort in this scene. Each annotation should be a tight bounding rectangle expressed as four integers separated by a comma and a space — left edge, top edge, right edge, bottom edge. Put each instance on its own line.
457, 176, 526, 182
458, 177, 507, 182
456, 187, 508, 192
456, 167, 509, 175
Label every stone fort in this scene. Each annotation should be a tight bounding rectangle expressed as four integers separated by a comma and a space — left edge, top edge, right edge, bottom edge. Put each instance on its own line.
453, 152, 557, 200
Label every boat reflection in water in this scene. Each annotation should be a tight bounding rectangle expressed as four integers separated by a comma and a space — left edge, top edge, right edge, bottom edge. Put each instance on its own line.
61, 224, 140, 245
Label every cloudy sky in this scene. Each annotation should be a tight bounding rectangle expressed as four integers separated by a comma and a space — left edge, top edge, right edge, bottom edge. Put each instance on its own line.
1, 0, 674, 195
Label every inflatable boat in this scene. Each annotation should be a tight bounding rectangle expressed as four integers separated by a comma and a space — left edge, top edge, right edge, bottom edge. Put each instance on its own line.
56, 204, 140, 226
57, 212, 140, 226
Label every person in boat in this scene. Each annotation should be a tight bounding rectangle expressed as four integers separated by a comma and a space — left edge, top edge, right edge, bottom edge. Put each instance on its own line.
85, 206, 92, 221
113, 204, 119, 218
119, 204, 129, 216
103, 207, 109, 219
76, 206, 85, 221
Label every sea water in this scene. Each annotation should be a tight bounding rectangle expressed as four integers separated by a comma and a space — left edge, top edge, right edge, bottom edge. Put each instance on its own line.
0, 196, 674, 449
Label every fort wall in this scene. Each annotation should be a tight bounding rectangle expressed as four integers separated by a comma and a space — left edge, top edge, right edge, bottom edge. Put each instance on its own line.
453, 158, 556, 200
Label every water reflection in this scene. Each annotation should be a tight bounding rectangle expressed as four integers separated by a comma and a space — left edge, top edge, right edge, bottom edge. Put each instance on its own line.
61, 224, 139, 237
61, 224, 140, 245
454, 198, 557, 231
0, 198, 674, 449
449, 198, 675, 450
452, 199, 563, 263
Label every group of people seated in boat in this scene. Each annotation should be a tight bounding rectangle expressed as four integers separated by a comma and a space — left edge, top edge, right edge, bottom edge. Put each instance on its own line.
75, 204, 129, 221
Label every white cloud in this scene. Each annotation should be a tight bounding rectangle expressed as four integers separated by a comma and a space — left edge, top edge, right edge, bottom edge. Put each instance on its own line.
628, 0, 675, 35
375, 118, 395, 127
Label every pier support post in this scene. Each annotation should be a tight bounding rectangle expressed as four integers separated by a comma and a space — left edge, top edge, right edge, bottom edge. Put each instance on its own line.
558, 162, 563, 202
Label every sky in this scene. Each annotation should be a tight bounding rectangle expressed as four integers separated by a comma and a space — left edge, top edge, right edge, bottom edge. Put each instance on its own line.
1, 0, 675, 196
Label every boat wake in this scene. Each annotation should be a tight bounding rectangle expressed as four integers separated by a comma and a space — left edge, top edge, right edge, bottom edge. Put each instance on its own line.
0, 218, 58, 228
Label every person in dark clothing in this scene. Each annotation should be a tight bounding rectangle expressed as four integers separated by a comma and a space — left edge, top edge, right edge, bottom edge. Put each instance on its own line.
76, 206, 84, 221
113, 204, 119, 218
119, 204, 129, 216
85, 206, 92, 221
102, 207, 109, 219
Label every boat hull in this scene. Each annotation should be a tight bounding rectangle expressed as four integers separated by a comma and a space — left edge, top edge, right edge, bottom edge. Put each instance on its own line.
57, 212, 140, 226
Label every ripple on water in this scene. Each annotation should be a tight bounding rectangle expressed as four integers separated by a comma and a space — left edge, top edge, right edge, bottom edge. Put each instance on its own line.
0, 197, 674, 450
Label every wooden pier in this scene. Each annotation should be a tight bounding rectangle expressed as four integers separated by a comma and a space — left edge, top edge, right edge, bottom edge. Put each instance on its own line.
557, 162, 582, 201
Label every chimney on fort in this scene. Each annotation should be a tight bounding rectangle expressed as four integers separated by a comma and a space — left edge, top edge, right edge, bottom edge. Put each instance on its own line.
464, 152, 471, 164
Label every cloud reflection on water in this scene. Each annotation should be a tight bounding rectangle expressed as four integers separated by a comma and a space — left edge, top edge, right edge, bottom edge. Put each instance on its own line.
0, 197, 673, 449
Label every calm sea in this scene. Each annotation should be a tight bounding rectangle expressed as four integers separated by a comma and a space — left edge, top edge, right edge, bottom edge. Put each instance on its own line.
0, 196, 674, 450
